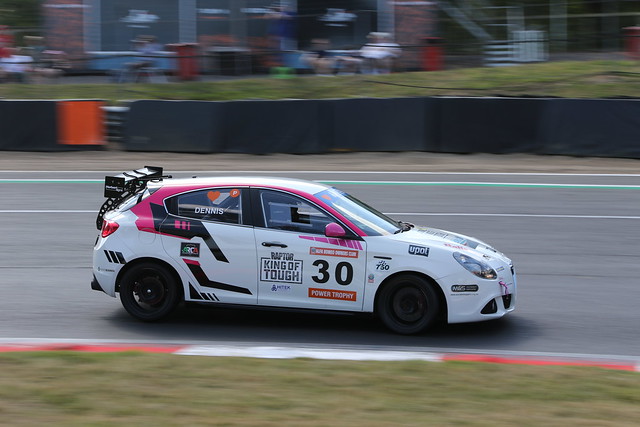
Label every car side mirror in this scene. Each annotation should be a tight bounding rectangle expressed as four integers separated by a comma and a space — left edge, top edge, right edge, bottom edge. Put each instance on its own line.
325, 222, 346, 238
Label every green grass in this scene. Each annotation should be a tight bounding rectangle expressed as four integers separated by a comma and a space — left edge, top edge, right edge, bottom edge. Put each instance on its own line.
0, 352, 638, 426
1, 60, 639, 104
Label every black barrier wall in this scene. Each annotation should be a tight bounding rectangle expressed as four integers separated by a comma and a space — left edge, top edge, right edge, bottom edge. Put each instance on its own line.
125, 100, 224, 153
329, 98, 435, 152
0, 101, 58, 151
437, 97, 547, 154
120, 97, 640, 159
540, 99, 640, 158
223, 100, 326, 154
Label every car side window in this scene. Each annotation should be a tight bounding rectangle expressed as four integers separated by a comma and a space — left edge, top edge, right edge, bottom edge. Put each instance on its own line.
168, 188, 242, 224
260, 190, 332, 234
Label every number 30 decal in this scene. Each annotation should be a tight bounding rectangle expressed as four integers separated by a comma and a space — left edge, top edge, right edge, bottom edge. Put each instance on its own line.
312, 260, 353, 286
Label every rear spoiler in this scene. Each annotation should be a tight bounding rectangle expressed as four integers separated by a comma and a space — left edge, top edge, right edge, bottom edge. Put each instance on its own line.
96, 166, 166, 230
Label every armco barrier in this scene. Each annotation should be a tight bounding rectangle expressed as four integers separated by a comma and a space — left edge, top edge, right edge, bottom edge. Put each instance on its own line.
437, 97, 547, 154
329, 97, 435, 152
0, 100, 105, 151
124, 100, 224, 153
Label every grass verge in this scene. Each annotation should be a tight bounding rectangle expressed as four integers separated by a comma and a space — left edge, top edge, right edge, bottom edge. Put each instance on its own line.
0, 352, 638, 426
0, 60, 639, 104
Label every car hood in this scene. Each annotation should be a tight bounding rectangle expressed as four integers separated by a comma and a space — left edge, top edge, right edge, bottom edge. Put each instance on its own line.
391, 226, 510, 262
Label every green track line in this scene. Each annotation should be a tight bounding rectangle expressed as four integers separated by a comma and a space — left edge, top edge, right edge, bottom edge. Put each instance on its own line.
1, 179, 640, 190
318, 181, 640, 190
0, 180, 101, 184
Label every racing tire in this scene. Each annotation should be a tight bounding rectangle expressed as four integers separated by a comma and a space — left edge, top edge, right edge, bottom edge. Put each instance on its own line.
119, 263, 181, 321
376, 275, 440, 335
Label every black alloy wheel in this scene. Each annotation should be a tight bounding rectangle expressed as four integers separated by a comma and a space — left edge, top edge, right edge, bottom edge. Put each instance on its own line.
119, 263, 180, 321
376, 275, 440, 335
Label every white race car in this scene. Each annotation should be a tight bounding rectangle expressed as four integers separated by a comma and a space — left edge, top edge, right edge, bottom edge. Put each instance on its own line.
92, 167, 516, 334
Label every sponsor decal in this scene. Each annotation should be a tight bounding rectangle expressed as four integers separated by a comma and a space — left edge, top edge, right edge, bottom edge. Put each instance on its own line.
416, 227, 480, 249
207, 191, 221, 202
299, 235, 363, 250
375, 260, 390, 271
451, 284, 479, 293
309, 246, 358, 259
261, 252, 303, 284
444, 243, 468, 251
270, 284, 292, 293
308, 288, 357, 301
230, 189, 241, 198
194, 207, 224, 215
408, 245, 430, 257
496, 266, 505, 272
180, 242, 200, 258
105, 184, 123, 193
368, 273, 375, 283
96, 266, 115, 273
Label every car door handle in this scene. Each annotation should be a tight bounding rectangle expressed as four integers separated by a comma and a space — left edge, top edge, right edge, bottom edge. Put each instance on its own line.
262, 242, 288, 248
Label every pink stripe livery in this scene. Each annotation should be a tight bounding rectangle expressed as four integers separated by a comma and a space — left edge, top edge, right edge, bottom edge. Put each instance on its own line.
129, 182, 368, 237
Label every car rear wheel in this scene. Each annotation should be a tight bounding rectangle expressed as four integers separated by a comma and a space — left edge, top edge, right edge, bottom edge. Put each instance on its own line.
376, 275, 440, 335
119, 263, 180, 321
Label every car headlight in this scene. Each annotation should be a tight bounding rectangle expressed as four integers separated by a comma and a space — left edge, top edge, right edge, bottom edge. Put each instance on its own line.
453, 252, 497, 280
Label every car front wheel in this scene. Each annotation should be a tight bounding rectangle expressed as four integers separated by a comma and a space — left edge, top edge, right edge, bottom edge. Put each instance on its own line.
376, 275, 440, 335
119, 263, 180, 321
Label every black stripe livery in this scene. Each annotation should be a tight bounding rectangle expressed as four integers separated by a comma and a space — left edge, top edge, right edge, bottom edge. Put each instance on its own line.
104, 250, 126, 264
149, 203, 229, 263
186, 262, 253, 296
189, 283, 220, 301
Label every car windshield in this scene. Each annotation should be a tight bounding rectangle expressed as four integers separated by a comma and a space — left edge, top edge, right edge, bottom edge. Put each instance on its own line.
314, 188, 401, 236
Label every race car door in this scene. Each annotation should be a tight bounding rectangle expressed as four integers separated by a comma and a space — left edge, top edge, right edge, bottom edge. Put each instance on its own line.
253, 188, 366, 311
160, 187, 257, 305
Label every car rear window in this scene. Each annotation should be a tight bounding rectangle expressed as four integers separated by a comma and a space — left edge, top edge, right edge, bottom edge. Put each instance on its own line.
167, 188, 242, 224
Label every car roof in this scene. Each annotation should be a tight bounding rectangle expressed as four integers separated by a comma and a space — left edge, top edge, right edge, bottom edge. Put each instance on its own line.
149, 176, 331, 195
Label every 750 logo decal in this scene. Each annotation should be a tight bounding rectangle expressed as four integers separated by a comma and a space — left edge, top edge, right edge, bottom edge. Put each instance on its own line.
375, 260, 390, 271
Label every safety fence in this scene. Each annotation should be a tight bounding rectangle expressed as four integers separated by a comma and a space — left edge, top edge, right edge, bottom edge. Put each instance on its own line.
2, 97, 640, 158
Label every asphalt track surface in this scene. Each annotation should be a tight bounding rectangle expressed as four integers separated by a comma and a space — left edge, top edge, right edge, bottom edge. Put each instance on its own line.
1, 151, 639, 363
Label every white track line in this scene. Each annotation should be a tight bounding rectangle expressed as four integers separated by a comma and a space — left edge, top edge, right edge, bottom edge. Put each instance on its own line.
0, 210, 95, 213
1, 210, 637, 220
2, 170, 640, 177
388, 213, 640, 219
